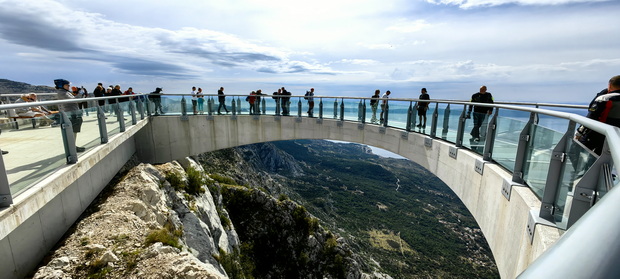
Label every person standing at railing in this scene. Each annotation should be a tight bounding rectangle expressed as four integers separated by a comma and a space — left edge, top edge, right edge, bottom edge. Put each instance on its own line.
466, 85, 494, 142
272, 88, 282, 115
190, 86, 198, 115
256, 89, 264, 114
197, 88, 205, 114
575, 75, 620, 155
247, 91, 257, 115
380, 90, 391, 124
150, 87, 164, 115
54, 79, 86, 152
416, 88, 430, 128
93, 83, 106, 111
370, 89, 380, 124
305, 88, 315, 117
105, 86, 115, 116
281, 87, 291, 116
217, 87, 230, 114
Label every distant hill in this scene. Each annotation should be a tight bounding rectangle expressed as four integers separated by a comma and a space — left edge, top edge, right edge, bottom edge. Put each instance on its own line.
0, 79, 55, 94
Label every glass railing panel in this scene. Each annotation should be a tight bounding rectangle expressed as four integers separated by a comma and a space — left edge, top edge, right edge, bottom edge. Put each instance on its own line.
442, 104, 466, 143
386, 101, 409, 130
2, 116, 67, 195
461, 112, 491, 156
553, 139, 598, 224
104, 101, 123, 139
493, 113, 529, 172
77, 108, 104, 153
522, 124, 565, 198
341, 99, 359, 122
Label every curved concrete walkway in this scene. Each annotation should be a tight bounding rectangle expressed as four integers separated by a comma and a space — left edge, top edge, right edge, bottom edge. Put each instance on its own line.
136, 115, 562, 278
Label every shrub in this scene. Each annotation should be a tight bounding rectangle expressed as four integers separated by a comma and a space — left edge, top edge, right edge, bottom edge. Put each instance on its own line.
165, 171, 185, 191
210, 174, 237, 185
144, 223, 183, 249
186, 167, 206, 195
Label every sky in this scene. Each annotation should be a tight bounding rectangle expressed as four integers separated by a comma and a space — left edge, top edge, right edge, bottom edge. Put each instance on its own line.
0, 0, 618, 104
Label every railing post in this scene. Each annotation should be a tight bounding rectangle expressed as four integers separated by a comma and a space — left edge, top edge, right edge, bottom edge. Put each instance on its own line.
340, 99, 345, 121
261, 98, 266, 115
483, 109, 499, 161
358, 100, 363, 122
231, 99, 237, 115
333, 99, 338, 119
0, 152, 13, 207
137, 98, 145, 120
298, 98, 302, 117
116, 103, 126, 132
442, 104, 451, 138
207, 97, 213, 116
383, 100, 389, 127
145, 97, 152, 116
361, 100, 366, 124
129, 99, 137, 125
59, 111, 78, 164
97, 105, 108, 144
430, 103, 439, 137
275, 97, 281, 116
406, 102, 413, 131
237, 97, 242, 114
456, 105, 467, 147
513, 112, 537, 184
181, 97, 187, 116
539, 121, 576, 222
319, 98, 323, 119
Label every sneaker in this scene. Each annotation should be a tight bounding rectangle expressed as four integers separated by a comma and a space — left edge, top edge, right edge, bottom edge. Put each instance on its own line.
416, 124, 422, 127
474, 138, 480, 142
76, 146, 86, 152
1, 150, 8, 155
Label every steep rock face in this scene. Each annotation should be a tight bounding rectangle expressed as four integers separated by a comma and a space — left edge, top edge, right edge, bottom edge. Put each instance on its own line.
33, 159, 234, 279
220, 184, 370, 279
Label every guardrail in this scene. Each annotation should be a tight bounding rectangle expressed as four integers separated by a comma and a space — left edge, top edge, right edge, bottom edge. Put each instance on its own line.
0, 91, 618, 276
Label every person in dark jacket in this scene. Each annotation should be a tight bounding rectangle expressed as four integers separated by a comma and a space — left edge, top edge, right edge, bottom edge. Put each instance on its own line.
576, 75, 620, 155
217, 87, 229, 114
93, 83, 106, 107
467, 85, 494, 141
280, 87, 291, 116
150, 87, 164, 115
416, 88, 430, 128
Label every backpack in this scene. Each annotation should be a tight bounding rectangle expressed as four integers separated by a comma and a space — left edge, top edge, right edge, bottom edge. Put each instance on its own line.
304, 91, 309, 100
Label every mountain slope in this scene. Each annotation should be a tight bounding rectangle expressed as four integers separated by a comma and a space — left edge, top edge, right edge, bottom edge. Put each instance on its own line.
199, 140, 499, 278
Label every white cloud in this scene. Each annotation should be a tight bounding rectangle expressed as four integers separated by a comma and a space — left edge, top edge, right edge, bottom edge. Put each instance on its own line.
386, 19, 433, 33
426, 0, 611, 9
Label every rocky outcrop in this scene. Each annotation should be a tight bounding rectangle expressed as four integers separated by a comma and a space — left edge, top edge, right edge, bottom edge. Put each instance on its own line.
33, 155, 378, 278
33, 159, 235, 279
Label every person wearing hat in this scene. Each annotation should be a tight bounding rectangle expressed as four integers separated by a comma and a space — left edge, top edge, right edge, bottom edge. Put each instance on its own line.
54, 79, 86, 152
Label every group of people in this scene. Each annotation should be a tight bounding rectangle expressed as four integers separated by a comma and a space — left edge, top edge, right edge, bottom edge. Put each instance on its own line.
188, 86, 315, 117
2, 76, 618, 158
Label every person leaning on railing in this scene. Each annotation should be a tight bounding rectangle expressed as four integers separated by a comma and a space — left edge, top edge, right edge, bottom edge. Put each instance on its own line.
575, 75, 620, 155
466, 85, 494, 142
54, 79, 86, 152
14, 94, 56, 126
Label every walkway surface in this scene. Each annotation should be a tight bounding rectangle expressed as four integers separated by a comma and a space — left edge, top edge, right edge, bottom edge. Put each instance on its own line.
0, 110, 132, 195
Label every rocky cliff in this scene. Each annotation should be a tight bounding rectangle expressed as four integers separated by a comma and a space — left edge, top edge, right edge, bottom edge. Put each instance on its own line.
33, 155, 378, 278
